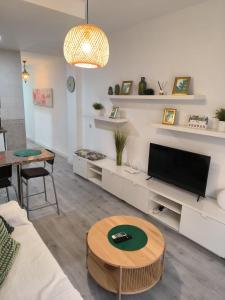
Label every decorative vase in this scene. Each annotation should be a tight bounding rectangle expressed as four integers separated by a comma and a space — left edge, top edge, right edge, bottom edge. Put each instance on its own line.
138, 77, 147, 95
217, 189, 225, 210
217, 121, 225, 132
108, 86, 113, 95
94, 109, 102, 117
115, 84, 120, 95
116, 151, 123, 166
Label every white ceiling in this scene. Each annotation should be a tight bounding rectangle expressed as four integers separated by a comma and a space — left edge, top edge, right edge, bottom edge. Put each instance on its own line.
0, 0, 207, 56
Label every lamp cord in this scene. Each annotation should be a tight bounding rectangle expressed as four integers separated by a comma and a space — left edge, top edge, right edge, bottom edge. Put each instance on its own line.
86, 0, 89, 24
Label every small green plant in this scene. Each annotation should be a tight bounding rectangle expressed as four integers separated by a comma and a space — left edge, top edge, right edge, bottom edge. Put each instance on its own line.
215, 108, 225, 121
114, 130, 128, 166
92, 102, 104, 110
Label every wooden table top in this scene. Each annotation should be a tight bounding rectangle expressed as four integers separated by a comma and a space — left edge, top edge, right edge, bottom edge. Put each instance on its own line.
0, 149, 54, 166
87, 215, 165, 268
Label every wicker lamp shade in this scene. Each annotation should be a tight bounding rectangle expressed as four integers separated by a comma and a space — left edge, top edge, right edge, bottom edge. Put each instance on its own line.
64, 24, 109, 69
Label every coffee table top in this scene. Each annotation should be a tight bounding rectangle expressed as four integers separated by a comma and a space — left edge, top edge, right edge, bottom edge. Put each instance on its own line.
87, 215, 165, 268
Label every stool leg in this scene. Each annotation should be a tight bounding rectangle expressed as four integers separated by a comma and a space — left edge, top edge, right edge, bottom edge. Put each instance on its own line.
50, 174, 60, 215
26, 180, 30, 219
12, 184, 18, 202
6, 187, 10, 202
43, 177, 47, 202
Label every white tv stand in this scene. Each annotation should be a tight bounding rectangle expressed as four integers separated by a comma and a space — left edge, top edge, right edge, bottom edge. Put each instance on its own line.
73, 154, 225, 258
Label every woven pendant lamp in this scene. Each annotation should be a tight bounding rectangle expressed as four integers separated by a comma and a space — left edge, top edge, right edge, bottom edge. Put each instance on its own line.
63, 0, 109, 69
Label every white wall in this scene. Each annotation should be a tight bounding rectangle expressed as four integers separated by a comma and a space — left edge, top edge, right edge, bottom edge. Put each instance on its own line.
66, 64, 82, 163
22, 52, 68, 157
81, 0, 225, 197
0, 49, 26, 150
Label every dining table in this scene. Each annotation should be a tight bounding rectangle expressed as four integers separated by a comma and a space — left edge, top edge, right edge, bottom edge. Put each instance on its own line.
0, 149, 54, 206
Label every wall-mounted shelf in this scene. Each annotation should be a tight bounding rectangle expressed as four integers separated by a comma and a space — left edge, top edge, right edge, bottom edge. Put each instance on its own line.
153, 123, 225, 139
94, 116, 128, 124
110, 95, 206, 101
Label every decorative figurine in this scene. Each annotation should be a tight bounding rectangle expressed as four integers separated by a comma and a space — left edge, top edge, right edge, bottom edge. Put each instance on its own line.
144, 89, 155, 95
108, 86, 113, 95
115, 84, 120, 95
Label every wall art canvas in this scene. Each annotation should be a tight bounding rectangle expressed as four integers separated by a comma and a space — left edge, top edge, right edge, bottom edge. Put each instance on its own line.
33, 88, 53, 107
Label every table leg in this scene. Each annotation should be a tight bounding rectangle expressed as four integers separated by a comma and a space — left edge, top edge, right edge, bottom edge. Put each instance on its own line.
118, 267, 122, 300
3, 132, 7, 150
16, 164, 22, 207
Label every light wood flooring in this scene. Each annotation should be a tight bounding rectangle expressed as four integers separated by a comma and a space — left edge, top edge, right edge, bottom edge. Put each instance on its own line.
1, 152, 225, 300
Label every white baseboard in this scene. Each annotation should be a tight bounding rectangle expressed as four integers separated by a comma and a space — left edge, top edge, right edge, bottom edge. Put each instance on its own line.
27, 138, 68, 159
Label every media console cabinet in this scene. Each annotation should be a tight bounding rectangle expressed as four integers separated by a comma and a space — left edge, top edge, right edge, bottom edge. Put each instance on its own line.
73, 154, 225, 258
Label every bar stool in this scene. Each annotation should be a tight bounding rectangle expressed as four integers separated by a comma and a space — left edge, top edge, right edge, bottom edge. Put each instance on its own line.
21, 149, 60, 219
0, 165, 18, 201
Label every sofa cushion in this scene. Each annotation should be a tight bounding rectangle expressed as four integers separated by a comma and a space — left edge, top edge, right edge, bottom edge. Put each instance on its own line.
0, 201, 29, 227
0, 216, 14, 234
0, 219, 20, 287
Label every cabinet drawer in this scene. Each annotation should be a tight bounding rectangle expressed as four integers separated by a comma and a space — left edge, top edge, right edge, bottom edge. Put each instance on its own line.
121, 179, 149, 213
180, 206, 225, 257
73, 156, 88, 178
102, 169, 123, 198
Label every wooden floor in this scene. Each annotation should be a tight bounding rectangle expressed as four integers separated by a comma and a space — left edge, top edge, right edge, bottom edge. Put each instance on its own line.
1, 151, 225, 300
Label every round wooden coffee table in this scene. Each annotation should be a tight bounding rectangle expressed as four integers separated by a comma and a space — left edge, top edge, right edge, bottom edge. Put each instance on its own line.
86, 216, 165, 299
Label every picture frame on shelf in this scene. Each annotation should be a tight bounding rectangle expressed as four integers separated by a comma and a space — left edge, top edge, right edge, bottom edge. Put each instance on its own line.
120, 81, 133, 95
162, 108, 176, 125
188, 115, 208, 129
172, 76, 191, 95
109, 106, 119, 119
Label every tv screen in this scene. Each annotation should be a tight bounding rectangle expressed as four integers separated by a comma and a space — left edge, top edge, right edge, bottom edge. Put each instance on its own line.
148, 143, 211, 197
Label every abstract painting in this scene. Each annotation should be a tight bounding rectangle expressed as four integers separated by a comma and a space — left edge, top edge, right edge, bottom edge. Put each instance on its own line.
33, 88, 53, 107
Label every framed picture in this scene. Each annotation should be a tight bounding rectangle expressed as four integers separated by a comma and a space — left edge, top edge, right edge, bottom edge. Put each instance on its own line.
109, 106, 119, 119
120, 81, 133, 95
33, 88, 53, 107
172, 77, 191, 95
162, 108, 176, 125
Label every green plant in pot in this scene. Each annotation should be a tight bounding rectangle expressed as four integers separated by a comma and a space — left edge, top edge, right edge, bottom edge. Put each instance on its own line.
92, 102, 104, 117
114, 130, 128, 166
215, 108, 225, 132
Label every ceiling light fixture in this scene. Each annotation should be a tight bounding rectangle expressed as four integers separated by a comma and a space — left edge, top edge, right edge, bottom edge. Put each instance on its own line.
21, 60, 29, 83
63, 0, 109, 69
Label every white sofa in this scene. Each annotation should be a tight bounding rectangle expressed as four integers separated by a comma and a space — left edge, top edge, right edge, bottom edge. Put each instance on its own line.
0, 201, 83, 300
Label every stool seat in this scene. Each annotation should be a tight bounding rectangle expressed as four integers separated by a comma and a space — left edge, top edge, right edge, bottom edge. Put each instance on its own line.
0, 178, 11, 188
21, 167, 49, 179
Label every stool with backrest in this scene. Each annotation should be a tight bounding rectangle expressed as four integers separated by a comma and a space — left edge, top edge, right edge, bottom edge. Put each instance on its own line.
21, 149, 60, 219
0, 165, 18, 201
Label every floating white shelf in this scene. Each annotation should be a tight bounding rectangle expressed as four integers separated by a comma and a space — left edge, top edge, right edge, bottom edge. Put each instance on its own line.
94, 116, 128, 124
110, 95, 206, 101
153, 123, 225, 139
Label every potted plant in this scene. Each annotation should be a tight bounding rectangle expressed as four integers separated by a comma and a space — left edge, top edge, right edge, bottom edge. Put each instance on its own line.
215, 108, 225, 132
114, 130, 128, 166
92, 102, 104, 117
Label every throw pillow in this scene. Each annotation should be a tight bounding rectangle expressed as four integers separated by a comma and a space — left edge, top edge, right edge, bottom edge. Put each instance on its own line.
0, 216, 14, 234
0, 219, 20, 287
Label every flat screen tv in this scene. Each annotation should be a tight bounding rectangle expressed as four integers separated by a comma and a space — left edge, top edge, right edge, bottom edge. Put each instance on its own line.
148, 143, 211, 198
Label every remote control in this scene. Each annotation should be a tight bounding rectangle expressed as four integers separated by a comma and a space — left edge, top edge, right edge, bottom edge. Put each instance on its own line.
112, 232, 132, 243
